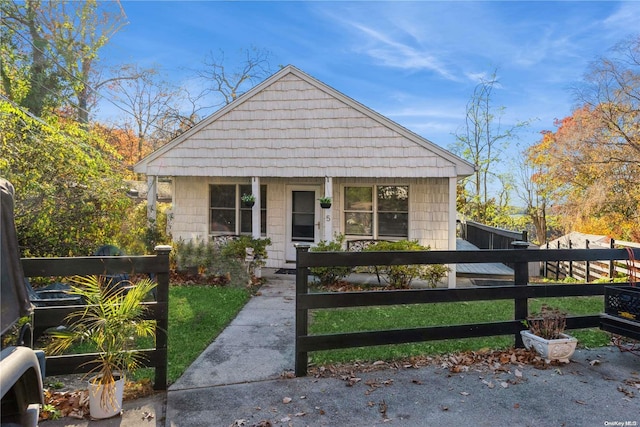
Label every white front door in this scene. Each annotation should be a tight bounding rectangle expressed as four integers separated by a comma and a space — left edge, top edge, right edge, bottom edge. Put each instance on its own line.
285, 186, 321, 263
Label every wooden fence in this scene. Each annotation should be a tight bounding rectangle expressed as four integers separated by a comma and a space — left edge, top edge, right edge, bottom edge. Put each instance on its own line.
21, 246, 171, 390
294, 245, 638, 377
543, 238, 640, 282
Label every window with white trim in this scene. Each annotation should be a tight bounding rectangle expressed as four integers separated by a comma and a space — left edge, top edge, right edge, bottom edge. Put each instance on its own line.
344, 185, 408, 238
210, 184, 266, 235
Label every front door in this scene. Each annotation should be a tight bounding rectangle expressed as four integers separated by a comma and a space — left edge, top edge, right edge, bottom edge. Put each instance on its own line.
286, 186, 321, 263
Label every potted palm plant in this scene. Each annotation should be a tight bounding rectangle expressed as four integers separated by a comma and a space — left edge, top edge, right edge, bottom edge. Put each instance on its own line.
47, 275, 156, 419
521, 304, 578, 364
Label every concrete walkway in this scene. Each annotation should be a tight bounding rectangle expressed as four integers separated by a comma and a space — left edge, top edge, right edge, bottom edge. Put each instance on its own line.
169, 272, 296, 390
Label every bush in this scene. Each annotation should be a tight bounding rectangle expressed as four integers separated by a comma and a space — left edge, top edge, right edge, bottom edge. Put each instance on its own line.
116, 202, 171, 255
220, 236, 271, 266
174, 238, 250, 285
365, 240, 449, 289
310, 234, 353, 286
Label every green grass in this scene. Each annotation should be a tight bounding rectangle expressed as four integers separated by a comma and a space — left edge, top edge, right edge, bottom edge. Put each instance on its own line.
133, 285, 250, 384
308, 296, 611, 365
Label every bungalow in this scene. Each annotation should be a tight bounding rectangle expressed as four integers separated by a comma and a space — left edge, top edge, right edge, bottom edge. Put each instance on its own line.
134, 65, 474, 286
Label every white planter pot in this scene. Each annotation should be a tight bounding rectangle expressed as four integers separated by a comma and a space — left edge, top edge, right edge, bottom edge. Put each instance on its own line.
520, 330, 578, 364
88, 374, 125, 419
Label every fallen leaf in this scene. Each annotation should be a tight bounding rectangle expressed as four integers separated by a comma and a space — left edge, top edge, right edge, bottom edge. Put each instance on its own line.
617, 386, 635, 398
513, 403, 520, 409
501, 382, 509, 389
515, 369, 523, 378
575, 400, 586, 405
441, 405, 449, 411
282, 397, 292, 404
589, 359, 601, 366
295, 412, 306, 417
280, 416, 291, 422
411, 379, 422, 385
460, 391, 470, 396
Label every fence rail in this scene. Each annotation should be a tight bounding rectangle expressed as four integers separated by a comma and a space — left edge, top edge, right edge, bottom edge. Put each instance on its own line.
294, 245, 638, 376
21, 246, 171, 390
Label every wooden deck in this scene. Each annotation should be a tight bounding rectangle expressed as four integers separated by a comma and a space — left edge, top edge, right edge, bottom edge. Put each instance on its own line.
456, 238, 514, 278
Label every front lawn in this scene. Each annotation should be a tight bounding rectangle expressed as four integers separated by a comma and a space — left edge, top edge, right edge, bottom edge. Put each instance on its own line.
308, 296, 610, 365
133, 285, 250, 384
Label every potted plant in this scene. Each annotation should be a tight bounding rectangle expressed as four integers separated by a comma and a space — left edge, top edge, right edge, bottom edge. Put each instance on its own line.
47, 275, 156, 419
521, 304, 578, 364
241, 193, 255, 207
319, 196, 332, 209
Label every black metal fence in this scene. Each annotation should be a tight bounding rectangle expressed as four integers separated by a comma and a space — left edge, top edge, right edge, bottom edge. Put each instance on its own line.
294, 245, 637, 376
460, 220, 527, 250
21, 246, 171, 390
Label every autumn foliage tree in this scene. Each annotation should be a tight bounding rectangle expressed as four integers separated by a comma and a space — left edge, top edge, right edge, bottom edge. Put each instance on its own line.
527, 105, 640, 241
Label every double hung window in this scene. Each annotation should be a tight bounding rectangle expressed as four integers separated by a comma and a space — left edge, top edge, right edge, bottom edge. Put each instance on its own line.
210, 184, 266, 235
344, 185, 408, 238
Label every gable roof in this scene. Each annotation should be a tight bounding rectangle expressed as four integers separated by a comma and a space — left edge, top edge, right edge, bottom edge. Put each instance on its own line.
134, 65, 475, 179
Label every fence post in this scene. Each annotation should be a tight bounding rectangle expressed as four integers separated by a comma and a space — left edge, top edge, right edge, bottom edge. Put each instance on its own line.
153, 244, 172, 390
609, 239, 616, 279
568, 240, 573, 278
556, 241, 561, 280
543, 242, 549, 278
295, 244, 311, 377
585, 240, 590, 282
512, 241, 530, 348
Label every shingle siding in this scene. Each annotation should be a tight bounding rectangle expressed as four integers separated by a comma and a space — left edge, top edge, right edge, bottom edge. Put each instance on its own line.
142, 72, 462, 178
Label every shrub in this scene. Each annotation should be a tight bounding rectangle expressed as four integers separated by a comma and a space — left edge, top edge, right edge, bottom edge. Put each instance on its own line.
116, 202, 171, 255
310, 234, 353, 286
174, 238, 250, 285
220, 236, 271, 266
175, 238, 218, 273
365, 240, 449, 289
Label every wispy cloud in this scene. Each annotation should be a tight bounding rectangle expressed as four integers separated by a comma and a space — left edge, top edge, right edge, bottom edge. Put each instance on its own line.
345, 20, 458, 81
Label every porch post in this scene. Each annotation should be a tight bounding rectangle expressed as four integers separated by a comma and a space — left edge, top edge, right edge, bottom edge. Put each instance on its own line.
147, 175, 157, 222
324, 176, 333, 242
251, 176, 261, 239
447, 176, 457, 288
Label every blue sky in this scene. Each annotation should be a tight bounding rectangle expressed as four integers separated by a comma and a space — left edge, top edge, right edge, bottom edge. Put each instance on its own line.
99, 1, 640, 158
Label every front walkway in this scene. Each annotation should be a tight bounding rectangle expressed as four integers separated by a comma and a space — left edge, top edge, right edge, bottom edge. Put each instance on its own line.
169, 271, 296, 390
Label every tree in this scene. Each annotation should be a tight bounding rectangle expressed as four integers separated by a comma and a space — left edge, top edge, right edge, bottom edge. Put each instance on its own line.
0, 0, 127, 123
1, 0, 63, 116
195, 47, 273, 110
452, 71, 529, 224
41, 0, 127, 124
0, 99, 131, 256
107, 65, 180, 158
577, 35, 640, 161
527, 106, 640, 241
